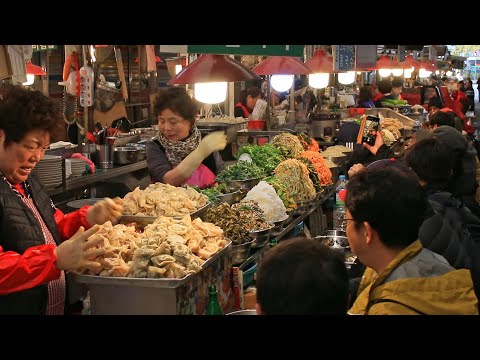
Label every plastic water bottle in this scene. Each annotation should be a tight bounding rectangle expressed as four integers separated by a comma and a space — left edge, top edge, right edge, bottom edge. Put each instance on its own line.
333, 175, 348, 230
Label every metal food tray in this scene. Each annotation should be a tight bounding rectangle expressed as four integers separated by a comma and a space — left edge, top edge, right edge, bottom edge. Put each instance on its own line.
196, 121, 247, 144
73, 239, 232, 289
119, 202, 212, 226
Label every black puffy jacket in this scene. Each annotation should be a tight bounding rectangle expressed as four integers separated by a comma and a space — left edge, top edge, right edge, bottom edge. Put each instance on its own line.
0, 173, 61, 314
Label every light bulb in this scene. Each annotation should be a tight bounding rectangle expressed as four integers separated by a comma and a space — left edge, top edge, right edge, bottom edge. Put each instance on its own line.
419, 69, 431, 78
404, 67, 413, 79
378, 69, 392, 77
392, 68, 404, 76
175, 64, 182, 74
338, 71, 356, 85
22, 74, 35, 86
271, 75, 294, 92
308, 73, 329, 89
446, 71, 453, 77
194, 82, 227, 104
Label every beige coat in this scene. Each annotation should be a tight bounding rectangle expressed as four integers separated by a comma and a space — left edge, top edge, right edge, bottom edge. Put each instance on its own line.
349, 240, 479, 315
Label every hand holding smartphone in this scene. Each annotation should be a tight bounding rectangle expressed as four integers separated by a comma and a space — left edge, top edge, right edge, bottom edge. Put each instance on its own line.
358, 115, 380, 146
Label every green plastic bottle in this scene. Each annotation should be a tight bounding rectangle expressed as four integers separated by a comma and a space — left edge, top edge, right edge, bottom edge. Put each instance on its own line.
204, 285, 224, 315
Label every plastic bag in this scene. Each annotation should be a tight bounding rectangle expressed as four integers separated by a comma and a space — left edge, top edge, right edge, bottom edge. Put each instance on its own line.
184, 164, 216, 188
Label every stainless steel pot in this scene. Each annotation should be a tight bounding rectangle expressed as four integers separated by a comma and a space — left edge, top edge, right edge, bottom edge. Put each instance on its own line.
114, 146, 141, 165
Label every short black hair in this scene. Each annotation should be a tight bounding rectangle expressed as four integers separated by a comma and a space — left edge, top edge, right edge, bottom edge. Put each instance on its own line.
405, 137, 453, 187
256, 237, 349, 315
392, 77, 404, 88
428, 96, 443, 109
345, 168, 426, 250
429, 111, 455, 128
239, 86, 261, 106
377, 79, 393, 94
0, 84, 64, 146
153, 86, 198, 126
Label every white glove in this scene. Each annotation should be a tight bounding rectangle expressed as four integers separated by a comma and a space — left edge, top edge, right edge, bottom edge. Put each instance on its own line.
54, 225, 105, 272
196, 131, 228, 158
175, 131, 227, 178
86, 197, 123, 227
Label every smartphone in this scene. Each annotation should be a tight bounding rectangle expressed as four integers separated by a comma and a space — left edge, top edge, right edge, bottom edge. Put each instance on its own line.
361, 115, 380, 146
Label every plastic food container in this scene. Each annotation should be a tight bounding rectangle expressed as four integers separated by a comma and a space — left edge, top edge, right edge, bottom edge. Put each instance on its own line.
247, 120, 265, 130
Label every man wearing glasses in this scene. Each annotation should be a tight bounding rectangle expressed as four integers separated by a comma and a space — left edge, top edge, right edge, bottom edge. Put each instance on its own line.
341, 168, 478, 315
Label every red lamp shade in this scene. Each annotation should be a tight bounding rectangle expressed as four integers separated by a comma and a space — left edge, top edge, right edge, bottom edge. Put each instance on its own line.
305, 49, 336, 73
403, 54, 422, 69
26, 61, 46, 76
370, 55, 394, 71
252, 56, 311, 75
391, 57, 411, 70
420, 60, 437, 72
169, 54, 261, 84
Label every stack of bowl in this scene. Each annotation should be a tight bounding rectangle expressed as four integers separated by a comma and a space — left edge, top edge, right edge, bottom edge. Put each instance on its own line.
231, 240, 254, 265
68, 158, 87, 177
270, 215, 289, 236
249, 225, 273, 248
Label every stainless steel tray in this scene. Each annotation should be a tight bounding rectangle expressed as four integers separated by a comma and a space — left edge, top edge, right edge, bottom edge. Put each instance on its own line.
73, 239, 232, 289
119, 201, 212, 226
196, 121, 247, 144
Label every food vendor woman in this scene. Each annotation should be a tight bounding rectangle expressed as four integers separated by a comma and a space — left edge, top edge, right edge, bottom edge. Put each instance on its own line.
0, 84, 123, 314
234, 86, 261, 118
147, 86, 227, 187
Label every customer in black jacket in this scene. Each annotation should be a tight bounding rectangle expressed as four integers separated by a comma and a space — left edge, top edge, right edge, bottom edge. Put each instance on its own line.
405, 137, 480, 298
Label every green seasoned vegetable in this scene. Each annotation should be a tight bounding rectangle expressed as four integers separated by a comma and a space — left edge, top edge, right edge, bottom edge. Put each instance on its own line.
263, 176, 297, 211
298, 157, 323, 193
205, 203, 250, 245
216, 160, 265, 182
193, 186, 221, 203
235, 144, 285, 175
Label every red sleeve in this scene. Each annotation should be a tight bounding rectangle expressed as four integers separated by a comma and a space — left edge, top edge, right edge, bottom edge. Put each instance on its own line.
55, 206, 91, 241
0, 244, 60, 295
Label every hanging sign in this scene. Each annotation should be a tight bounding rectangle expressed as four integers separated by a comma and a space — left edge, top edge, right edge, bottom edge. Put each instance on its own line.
356, 45, 377, 71
32, 45, 57, 52
333, 45, 355, 71
187, 45, 304, 57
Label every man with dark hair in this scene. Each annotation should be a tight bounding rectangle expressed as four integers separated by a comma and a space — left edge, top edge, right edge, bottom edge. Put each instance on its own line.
344, 168, 478, 314
391, 77, 404, 100
428, 111, 456, 129
427, 96, 463, 132
405, 138, 480, 300
255, 237, 349, 315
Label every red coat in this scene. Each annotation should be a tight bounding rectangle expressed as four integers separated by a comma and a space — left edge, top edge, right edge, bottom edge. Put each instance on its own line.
440, 87, 474, 134
0, 183, 91, 295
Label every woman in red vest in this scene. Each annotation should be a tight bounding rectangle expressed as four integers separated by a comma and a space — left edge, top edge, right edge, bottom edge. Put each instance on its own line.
234, 86, 261, 118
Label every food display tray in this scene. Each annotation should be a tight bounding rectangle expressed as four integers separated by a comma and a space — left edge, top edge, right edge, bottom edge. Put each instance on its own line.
119, 202, 212, 227
74, 240, 231, 289
73, 241, 233, 315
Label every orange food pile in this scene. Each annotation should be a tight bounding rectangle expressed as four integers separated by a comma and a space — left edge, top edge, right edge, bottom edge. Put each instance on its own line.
301, 150, 332, 186
298, 133, 320, 152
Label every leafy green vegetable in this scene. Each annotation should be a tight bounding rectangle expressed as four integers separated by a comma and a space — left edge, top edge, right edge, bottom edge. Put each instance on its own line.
235, 144, 285, 175
216, 160, 265, 182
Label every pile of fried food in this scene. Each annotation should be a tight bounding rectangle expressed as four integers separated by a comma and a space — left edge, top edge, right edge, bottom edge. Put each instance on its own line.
379, 117, 413, 145
122, 183, 208, 218
82, 214, 229, 279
